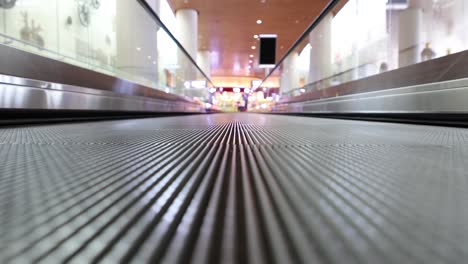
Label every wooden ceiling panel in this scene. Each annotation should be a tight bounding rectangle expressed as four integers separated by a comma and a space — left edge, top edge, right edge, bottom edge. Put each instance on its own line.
168, 0, 330, 79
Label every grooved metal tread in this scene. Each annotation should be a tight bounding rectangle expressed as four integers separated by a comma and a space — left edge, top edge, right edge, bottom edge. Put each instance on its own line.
1, 113, 468, 263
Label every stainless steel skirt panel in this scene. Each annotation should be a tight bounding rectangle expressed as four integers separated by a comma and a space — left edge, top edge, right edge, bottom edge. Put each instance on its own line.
0, 44, 200, 105
0, 82, 204, 113
273, 78, 468, 113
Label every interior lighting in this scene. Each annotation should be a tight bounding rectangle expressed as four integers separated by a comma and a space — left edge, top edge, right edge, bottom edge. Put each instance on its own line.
256, 19, 262, 24
249, 54, 254, 58
254, 34, 259, 39
251, 46, 256, 50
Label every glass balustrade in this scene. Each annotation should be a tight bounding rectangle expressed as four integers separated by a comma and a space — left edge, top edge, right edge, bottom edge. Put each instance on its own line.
0, 0, 211, 102
259, 0, 468, 105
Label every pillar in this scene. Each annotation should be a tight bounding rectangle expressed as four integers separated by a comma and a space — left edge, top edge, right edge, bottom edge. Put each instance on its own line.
176, 9, 198, 89
115, 0, 160, 87
280, 52, 299, 94
398, 7, 423, 67
0, 9, 4, 44
176, 9, 198, 59
197, 50, 211, 79
308, 13, 332, 89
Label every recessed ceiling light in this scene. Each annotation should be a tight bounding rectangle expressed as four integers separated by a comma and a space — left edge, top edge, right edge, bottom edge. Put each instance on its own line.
256, 20, 262, 24
249, 60, 253, 64
136, 47, 141, 51
249, 54, 254, 58
251, 46, 256, 50
248, 65, 252, 69
254, 34, 259, 39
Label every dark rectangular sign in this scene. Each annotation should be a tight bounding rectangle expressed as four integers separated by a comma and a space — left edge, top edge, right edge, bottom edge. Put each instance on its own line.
259, 35, 277, 68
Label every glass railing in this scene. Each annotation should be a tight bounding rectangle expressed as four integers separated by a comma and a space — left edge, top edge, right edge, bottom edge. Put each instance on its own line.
0, 0, 212, 102
260, 0, 468, 103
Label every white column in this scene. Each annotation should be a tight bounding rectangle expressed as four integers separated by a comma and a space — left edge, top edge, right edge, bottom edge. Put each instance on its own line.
448, 0, 467, 54
0, 9, 4, 44
115, 0, 160, 86
197, 50, 211, 79
176, 9, 198, 59
280, 52, 299, 94
175, 9, 198, 88
308, 13, 332, 88
144, 0, 161, 16
398, 7, 423, 68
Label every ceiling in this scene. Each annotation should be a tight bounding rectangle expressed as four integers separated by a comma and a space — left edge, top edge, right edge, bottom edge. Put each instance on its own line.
167, 0, 330, 79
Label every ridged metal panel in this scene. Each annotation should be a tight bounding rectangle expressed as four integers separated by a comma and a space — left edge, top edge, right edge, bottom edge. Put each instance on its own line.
0, 73, 204, 113
273, 78, 468, 114
0, 82, 203, 113
1, 113, 468, 263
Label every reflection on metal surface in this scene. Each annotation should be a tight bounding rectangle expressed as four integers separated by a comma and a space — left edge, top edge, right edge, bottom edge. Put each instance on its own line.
0, 80, 203, 112
0, 44, 196, 103
273, 78, 468, 113
0, 0, 212, 102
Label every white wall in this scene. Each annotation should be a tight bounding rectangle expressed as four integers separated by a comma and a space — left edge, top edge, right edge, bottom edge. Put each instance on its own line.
1, 0, 116, 69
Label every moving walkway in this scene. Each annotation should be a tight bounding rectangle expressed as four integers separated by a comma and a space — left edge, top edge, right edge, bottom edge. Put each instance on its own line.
1, 0, 468, 263
1, 114, 468, 263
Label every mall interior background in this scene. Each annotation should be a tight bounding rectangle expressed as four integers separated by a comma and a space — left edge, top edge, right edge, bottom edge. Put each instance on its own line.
1, 0, 468, 111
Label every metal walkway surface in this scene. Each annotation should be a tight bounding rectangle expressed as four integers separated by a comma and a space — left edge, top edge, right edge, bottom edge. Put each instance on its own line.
1, 113, 468, 264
